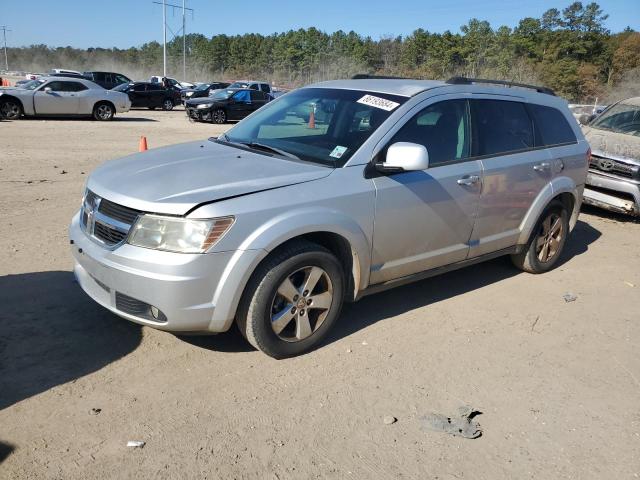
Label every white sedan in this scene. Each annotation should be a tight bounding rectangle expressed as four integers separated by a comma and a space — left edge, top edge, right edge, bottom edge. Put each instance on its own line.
0, 77, 131, 120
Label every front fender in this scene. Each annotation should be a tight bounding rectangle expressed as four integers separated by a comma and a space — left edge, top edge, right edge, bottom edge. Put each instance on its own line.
209, 208, 372, 331
517, 176, 583, 245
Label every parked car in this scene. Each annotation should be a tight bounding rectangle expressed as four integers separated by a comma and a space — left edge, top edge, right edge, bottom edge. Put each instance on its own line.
569, 103, 606, 121
578, 97, 640, 216
228, 80, 274, 98
149, 76, 193, 90
0, 76, 130, 120
69, 77, 588, 358
185, 88, 269, 123
83, 71, 131, 90
180, 82, 230, 103
113, 82, 180, 110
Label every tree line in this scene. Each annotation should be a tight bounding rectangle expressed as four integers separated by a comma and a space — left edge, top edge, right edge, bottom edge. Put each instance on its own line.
6, 2, 640, 102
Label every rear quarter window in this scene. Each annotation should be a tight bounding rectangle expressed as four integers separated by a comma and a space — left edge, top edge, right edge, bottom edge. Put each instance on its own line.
471, 100, 534, 156
529, 104, 577, 146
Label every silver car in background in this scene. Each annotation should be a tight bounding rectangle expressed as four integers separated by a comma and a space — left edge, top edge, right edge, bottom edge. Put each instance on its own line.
69, 77, 589, 358
0, 76, 131, 120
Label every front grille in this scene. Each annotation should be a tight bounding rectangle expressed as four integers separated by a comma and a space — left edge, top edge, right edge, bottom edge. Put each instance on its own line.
94, 222, 127, 245
115, 292, 167, 323
590, 155, 640, 180
98, 198, 140, 224
81, 190, 142, 248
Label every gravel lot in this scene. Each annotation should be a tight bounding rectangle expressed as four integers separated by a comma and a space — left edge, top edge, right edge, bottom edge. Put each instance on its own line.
0, 107, 639, 479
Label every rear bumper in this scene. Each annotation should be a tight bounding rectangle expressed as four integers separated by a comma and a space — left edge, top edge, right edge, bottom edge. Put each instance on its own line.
584, 171, 640, 216
69, 212, 264, 332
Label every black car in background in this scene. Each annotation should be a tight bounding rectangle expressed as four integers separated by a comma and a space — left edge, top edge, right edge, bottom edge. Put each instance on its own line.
185, 88, 270, 123
113, 82, 180, 110
180, 81, 230, 104
83, 71, 131, 90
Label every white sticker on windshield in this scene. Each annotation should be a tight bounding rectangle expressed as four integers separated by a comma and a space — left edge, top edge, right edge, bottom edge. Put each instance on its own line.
330, 145, 348, 159
357, 94, 400, 111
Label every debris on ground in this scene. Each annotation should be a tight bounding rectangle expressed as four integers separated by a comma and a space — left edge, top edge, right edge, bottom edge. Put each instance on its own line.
383, 416, 397, 425
361, 341, 368, 346
624, 281, 635, 288
126, 441, 145, 448
563, 293, 578, 302
420, 406, 482, 439
89, 408, 101, 415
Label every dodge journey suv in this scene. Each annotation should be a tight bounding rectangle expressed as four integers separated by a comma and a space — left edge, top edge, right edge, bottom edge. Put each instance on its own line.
69, 77, 589, 358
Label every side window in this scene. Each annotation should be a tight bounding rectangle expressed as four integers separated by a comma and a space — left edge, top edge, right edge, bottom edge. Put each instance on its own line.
43, 81, 64, 92
67, 82, 88, 92
471, 100, 534, 156
249, 83, 259, 91
390, 99, 470, 166
115, 74, 129, 84
528, 104, 577, 146
261, 83, 271, 93
148, 84, 162, 91
233, 90, 251, 102
250, 90, 265, 102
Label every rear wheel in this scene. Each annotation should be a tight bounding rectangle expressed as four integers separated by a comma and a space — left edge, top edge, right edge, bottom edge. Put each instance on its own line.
162, 98, 174, 111
212, 108, 226, 124
237, 240, 345, 359
511, 200, 569, 273
93, 102, 114, 121
1, 99, 22, 119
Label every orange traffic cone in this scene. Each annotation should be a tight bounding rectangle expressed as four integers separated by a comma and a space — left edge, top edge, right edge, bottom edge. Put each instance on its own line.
308, 104, 315, 129
139, 136, 148, 152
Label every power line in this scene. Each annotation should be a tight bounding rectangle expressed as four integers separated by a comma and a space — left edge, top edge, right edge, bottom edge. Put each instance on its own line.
0, 25, 10, 72
152, 1, 194, 80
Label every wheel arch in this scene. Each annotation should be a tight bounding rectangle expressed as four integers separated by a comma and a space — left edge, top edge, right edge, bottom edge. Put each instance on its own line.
0, 95, 25, 115
93, 99, 116, 111
517, 176, 582, 246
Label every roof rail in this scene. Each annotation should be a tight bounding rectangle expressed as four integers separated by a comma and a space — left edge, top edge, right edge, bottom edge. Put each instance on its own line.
445, 76, 555, 96
351, 74, 413, 80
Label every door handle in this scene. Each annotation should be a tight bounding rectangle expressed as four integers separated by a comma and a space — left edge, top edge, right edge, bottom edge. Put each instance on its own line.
533, 162, 551, 172
457, 175, 480, 186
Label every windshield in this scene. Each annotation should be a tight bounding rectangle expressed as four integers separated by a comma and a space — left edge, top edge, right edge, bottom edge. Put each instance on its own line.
112, 83, 131, 92
228, 82, 250, 89
219, 87, 407, 167
590, 102, 640, 136
194, 83, 210, 91
20, 79, 46, 90
210, 89, 234, 100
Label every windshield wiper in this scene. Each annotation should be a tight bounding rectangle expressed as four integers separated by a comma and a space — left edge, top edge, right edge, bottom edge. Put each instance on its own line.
241, 142, 301, 161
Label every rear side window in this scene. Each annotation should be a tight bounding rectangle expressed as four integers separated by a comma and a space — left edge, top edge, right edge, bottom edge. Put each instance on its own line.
471, 100, 534, 156
131, 84, 146, 92
261, 83, 271, 93
250, 90, 266, 101
529, 104, 577, 146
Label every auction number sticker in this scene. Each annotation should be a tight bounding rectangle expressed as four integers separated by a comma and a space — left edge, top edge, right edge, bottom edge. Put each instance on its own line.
357, 95, 400, 111
330, 145, 348, 158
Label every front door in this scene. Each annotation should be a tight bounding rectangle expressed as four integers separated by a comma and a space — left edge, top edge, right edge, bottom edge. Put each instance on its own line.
34, 81, 81, 115
227, 90, 253, 120
370, 99, 482, 284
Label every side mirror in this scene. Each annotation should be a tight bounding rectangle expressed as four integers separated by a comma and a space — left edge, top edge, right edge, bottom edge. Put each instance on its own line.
578, 113, 595, 125
43, 87, 53, 94
378, 142, 430, 173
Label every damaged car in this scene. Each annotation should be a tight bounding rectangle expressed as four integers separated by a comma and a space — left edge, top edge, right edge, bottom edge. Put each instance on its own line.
579, 97, 640, 216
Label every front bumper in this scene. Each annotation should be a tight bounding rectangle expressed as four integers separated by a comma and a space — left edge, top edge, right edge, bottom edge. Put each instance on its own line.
69, 212, 263, 332
584, 170, 640, 216
185, 106, 210, 121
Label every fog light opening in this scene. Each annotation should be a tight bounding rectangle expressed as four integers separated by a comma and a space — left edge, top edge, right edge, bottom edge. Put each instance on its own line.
150, 306, 160, 319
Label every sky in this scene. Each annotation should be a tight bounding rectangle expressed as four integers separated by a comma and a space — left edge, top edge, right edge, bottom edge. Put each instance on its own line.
1, 0, 639, 49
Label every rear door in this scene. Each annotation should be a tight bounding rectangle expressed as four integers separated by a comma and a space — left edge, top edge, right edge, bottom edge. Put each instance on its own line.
147, 84, 165, 107
249, 90, 267, 112
228, 90, 252, 119
128, 83, 147, 107
34, 81, 81, 114
370, 98, 482, 284
467, 97, 551, 257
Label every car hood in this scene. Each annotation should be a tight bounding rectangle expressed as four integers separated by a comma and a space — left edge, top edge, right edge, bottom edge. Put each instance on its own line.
87, 140, 332, 215
583, 126, 640, 163
185, 97, 220, 106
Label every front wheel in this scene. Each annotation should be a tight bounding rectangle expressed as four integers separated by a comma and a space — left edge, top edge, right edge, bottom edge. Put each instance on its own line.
1, 99, 23, 119
162, 99, 174, 111
511, 200, 569, 273
212, 108, 226, 124
93, 102, 114, 121
237, 240, 345, 359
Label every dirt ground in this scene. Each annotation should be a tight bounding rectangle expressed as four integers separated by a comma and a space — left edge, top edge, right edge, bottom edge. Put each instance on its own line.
0, 107, 639, 479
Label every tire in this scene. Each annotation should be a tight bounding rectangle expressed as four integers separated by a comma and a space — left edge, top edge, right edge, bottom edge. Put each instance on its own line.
212, 108, 226, 124
162, 98, 174, 111
93, 102, 114, 121
237, 240, 345, 359
0, 99, 23, 120
511, 200, 569, 274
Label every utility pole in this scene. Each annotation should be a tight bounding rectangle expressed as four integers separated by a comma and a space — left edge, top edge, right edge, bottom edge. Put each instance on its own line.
0, 26, 10, 72
153, 1, 193, 80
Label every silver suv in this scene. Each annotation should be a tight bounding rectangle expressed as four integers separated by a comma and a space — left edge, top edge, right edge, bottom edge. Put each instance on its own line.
69, 77, 589, 358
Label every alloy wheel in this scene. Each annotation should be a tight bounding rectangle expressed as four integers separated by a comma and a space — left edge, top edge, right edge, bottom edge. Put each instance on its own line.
97, 104, 113, 120
270, 266, 333, 342
163, 99, 174, 110
213, 109, 226, 123
1, 101, 20, 119
535, 212, 563, 262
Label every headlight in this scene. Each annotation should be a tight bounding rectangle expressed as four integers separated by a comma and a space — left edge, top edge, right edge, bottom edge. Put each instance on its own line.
128, 215, 234, 253
186, 91, 194, 96
196, 103, 212, 109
